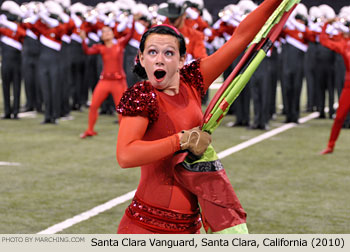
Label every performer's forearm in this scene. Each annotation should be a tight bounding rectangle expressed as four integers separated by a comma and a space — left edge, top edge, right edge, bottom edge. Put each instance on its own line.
201, 0, 283, 87
117, 116, 180, 168
117, 136, 180, 168
234, 0, 283, 44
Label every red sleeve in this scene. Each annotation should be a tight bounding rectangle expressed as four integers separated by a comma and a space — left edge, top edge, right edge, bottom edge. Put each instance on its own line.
304, 28, 316, 43
0, 27, 25, 40
0, 27, 12, 36
118, 21, 135, 48
320, 23, 344, 55
86, 20, 104, 34
200, 0, 283, 89
195, 16, 209, 32
80, 21, 91, 33
132, 29, 142, 41
224, 24, 236, 36
95, 20, 105, 30
33, 20, 47, 35
186, 17, 209, 32
112, 22, 121, 38
50, 22, 69, 39
15, 25, 26, 42
82, 41, 101, 55
21, 22, 31, 29
63, 19, 75, 36
116, 116, 180, 168
191, 30, 207, 59
116, 81, 181, 168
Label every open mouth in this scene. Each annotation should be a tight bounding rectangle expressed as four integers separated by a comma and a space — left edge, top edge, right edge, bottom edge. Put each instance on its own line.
154, 70, 166, 81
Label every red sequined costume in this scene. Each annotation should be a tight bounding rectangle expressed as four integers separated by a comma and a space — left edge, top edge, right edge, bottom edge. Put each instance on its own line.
81, 24, 134, 133
116, 0, 282, 234
320, 24, 350, 150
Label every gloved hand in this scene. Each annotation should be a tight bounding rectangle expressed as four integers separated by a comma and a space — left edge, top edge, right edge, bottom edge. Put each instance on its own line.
179, 127, 211, 157
186, 7, 199, 20
60, 12, 70, 23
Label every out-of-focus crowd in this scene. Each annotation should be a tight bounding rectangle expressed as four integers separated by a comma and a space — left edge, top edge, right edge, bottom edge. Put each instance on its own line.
0, 0, 349, 129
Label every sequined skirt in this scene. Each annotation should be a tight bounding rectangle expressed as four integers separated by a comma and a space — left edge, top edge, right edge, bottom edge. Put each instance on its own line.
125, 196, 202, 234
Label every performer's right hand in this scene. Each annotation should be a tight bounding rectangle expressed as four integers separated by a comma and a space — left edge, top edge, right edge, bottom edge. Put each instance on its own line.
179, 127, 211, 157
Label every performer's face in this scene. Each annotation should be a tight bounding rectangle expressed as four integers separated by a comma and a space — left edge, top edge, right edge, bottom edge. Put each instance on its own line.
101, 26, 114, 42
139, 33, 185, 91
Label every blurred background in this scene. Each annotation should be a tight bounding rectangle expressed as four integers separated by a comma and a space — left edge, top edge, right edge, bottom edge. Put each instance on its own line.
10, 0, 350, 22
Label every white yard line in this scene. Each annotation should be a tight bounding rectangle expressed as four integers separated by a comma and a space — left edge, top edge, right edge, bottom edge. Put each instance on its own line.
37, 190, 136, 234
0, 161, 21, 166
38, 112, 319, 234
218, 112, 319, 159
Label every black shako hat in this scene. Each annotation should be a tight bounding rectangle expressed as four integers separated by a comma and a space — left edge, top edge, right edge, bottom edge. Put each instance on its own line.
157, 2, 187, 19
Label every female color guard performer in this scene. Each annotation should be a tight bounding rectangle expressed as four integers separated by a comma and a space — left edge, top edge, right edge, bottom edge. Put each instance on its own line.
320, 20, 350, 154
79, 19, 135, 138
115, 0, 283, 234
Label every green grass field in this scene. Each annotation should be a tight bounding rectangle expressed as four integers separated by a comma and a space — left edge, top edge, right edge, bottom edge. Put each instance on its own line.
1, 80, 349, 234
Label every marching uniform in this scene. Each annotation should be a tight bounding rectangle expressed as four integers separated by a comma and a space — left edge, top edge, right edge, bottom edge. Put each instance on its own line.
312, 23, 336, 119
268, 42, 281, 119
21, 16, 42, 112
281, 20, 309, 123
60, 32, 73, 117
303, 22, 319, 113
0, 25, 25, 119
70, 14, 87, 110
250, 48, 275, 129
185, 9, 209, 33
122, 20, 144, 88
213, 18, 250, 125
178, 22, 208, 63
36, 17, 74, 123
185, 10, 211, 105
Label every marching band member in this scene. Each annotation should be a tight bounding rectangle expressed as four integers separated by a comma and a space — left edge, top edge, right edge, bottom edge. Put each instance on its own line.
0, 1, 25, 119
36, 0, 74, 124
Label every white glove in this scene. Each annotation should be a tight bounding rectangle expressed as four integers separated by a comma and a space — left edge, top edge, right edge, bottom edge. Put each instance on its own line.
291, 18, 306, 32
186, 7, 199, 20
203, 28, 212, 37
0, 15, 18, 31
60, 12, 70, 23
40, 12, 59, 28
0, 14, 6, 23
85, 14, 97, 24
135, 21, 146, 35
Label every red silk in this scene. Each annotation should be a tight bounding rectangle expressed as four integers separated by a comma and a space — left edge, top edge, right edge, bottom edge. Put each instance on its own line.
172, 155, 246, 232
